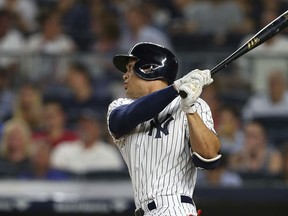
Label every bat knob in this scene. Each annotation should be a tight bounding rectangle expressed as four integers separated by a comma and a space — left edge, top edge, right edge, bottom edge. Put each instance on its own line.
179, 90, 187, 98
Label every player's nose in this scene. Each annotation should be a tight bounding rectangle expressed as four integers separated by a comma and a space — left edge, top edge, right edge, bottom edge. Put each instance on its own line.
123, 72, 128, 80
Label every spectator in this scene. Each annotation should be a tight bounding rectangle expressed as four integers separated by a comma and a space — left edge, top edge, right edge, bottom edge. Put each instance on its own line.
19, 139, 69, 180
89, 8, 122, 77
63, 62, 112, 127
50, 109, 124, 175
33, 100, 78, 149
86, 9, 123, 101
118, 4, 173, 51
171, 0, 251, 34
0, 118, 32, 177
242, 70, 288, 121
142, 1, 173, 30
26, 10, 76, 54
0, 9, 25, 68
24, 10, 76, 82
89, 9, 124, 99
197, 153, 243, 187
0, 0, 38, 34
218, 105, 244, 154
109, 0, 132, 14
12, 83, 43, 132
229, 120, 283, 181
0, 67, 15, 123
90, 10, 121, 56
280, 143, 288, 184
54, 0, 92, 51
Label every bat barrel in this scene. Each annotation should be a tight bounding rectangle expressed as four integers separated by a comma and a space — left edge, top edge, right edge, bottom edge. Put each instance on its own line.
179, 10, 288, 98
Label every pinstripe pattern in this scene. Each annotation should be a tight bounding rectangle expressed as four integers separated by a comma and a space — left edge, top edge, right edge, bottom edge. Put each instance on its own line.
107, 96, 214, 215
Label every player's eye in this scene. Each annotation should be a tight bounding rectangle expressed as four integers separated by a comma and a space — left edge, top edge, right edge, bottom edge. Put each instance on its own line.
141, 65, 152, 71
126, 64, 134, 71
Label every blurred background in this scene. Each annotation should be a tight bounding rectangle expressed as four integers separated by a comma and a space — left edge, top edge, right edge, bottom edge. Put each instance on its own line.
0, 0, 288, 215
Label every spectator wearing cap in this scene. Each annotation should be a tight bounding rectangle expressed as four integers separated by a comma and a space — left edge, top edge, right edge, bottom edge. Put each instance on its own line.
50, 109, 124, 175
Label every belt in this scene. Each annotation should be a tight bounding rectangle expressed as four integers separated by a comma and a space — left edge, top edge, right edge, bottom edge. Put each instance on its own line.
134, 195, 193, 216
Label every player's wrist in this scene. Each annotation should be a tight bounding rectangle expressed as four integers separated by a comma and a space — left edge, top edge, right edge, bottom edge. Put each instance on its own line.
173, 79, 184, 92
179, 83, 201, 113
181, 102, 197, 113
173, 82, 180, 92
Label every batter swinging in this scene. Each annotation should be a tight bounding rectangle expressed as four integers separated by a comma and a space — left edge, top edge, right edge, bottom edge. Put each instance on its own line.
107, 42, 221, 216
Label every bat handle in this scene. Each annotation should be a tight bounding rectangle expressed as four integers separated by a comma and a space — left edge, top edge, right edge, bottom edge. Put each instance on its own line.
179, 90, 187, 98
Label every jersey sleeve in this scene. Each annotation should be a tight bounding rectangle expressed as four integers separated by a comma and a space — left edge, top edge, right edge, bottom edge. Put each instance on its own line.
184, 97, 216, 138
195, 98, 216, 133
107, 98, 133, 142
107, 85, 178, 140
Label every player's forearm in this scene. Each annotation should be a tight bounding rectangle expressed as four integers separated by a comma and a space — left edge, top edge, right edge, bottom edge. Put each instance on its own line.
186, 112, 221, 159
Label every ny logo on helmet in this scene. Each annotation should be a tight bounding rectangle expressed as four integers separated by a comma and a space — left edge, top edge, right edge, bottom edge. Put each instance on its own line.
148, 114, 174, 138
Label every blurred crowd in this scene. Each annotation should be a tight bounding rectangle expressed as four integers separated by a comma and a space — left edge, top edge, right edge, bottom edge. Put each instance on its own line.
1, 0, 288, 188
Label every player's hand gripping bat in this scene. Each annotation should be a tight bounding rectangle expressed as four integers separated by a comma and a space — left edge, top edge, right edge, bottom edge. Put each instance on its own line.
179, 10, 288, 98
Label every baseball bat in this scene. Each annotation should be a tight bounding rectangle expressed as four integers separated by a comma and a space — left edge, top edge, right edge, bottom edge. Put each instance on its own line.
179, 10, 288, 98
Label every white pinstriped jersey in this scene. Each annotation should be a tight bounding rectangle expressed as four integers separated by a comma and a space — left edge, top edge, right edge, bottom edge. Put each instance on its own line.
107, 96, 215, 209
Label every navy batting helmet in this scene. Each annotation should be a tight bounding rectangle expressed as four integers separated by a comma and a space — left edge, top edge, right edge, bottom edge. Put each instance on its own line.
113, 42, 178, 84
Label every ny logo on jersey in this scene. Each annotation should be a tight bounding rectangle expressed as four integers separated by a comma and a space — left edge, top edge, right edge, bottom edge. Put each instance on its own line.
148, 114, 174, 138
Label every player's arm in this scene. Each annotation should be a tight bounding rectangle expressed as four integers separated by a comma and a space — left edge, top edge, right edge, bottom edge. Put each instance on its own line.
186, 111, 221, 169
109, 85, 178, 138
175, 69, 221, 169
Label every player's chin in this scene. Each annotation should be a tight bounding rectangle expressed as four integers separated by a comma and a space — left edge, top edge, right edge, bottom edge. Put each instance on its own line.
125, 89, 132, 98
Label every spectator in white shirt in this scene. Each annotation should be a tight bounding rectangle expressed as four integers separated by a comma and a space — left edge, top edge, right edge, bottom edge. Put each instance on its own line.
0, 0, 38, 34
118, 4, 173, 52
50, 109, 124, 175
0, 9, 24, 67
26, 10, 75, 54
24, 10, 76, 82
242, 70, 288, 121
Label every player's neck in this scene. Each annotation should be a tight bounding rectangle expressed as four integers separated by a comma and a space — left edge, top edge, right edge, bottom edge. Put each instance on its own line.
148, 80, 169, 93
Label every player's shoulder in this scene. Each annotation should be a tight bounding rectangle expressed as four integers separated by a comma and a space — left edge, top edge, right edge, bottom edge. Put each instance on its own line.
195, 97, 211, 111
107, 98, 134, 116
197, 97, 208, 105
108, 98, 133, 109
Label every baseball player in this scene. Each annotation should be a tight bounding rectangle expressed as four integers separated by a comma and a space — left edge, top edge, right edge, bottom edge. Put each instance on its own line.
107, 42, 221, 216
